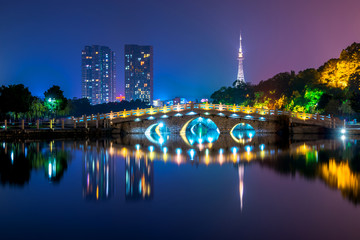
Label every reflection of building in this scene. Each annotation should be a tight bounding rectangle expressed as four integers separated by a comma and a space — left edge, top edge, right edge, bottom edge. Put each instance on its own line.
81, 45, 116, 105
82, 149, 115, 200
125, 155, 154, 200
124, 44, 153, 103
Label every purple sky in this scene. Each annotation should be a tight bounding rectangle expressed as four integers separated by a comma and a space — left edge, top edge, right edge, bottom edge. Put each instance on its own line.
0, 0, 359, 100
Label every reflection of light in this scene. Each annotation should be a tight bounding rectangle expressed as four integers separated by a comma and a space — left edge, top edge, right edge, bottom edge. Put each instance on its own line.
159, 138, 164, 145
176, 148, 182, 154
199, 138, 203, 144
148, 116, 155, 120
207, 137, 213, 143
149, 146, 154, 152
163, 147, 168, 153
218, 113, 225, 117
204, 112, 210, 115
341, 135, 346, 141
259, 117, 265, 121
174, 113, 183, 117
218, 148, 224, 165
48, 163, 52, 178
159, 122, 164, 127
341, 128, 346, 134
161, 115, 168, 118
232, 147, 238, 154
135, 144, 140, 150
11, 151, 14, 164
249, 133, 253, 138
189, 139, 194, 145
134, 118, 141, 122
260, 144, 265, 151
189, 149, 195, 160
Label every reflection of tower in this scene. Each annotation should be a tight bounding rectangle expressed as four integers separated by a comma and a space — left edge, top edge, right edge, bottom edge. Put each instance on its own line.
125, 155, 154, 200
82, 149, 115, 200
235, 34, 245, 87
238, 164, 244, 211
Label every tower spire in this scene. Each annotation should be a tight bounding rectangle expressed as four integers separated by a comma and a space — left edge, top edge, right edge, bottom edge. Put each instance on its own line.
235, 32, 245, 86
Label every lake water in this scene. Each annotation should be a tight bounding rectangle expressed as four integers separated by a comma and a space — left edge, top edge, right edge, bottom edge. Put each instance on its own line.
0, 134, 359, 239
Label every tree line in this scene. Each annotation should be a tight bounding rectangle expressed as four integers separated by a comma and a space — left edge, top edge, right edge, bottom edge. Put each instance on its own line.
0, 84, 149, 121
211, 42, 360, 119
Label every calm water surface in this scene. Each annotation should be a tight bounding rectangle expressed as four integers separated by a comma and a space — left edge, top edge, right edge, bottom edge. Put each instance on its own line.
0, 134, 359, 239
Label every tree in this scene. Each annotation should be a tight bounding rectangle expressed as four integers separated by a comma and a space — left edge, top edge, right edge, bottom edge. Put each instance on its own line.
0, 84, 33, 119
44, 85, 68, 117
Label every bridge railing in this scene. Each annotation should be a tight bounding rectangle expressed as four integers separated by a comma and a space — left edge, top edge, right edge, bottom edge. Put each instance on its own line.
70, 103, 338, 128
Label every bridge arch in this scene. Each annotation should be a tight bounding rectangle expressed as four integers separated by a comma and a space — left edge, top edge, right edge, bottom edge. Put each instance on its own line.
230, 123, 256, 143
144, 122, 170, 145
180, 117, 220, 146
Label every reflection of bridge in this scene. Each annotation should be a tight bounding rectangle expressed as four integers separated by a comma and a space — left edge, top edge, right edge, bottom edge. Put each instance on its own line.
69, 103, 341, 134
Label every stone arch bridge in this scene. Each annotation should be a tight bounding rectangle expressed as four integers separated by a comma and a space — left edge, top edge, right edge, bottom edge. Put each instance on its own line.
67, 103, 341, 135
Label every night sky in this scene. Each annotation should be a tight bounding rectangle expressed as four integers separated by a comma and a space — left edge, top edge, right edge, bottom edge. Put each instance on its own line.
1, 0, 360, 100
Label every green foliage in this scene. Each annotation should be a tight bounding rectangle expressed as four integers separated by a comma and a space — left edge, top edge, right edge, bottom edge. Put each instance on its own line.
0, 84, 33, 119
210, 42, 360, 118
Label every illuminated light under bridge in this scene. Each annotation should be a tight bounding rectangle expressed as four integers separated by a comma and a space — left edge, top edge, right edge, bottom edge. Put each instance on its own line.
180, 117, 220, 146
145, 122, 170, 145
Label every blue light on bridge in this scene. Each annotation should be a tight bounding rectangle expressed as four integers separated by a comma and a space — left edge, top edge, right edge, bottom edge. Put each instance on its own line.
244, 115, 253, 119
219, 148, 224, 154
186, 111, 197, 116
245, 145, 253, 152
148, 116, 155, 120
149, 146, 154, 152
134, 118, 141, 122
230, 113, 239, 118
135, 144, 140, 150
231, 147, 238, 154
204, 112, 210, 115
259, 117, 266, 121
176, 148, 182, 154
174, 113, 183, 117
260, 144, 265, 151
161, 115, 169, 118
218, 113, 225, 117
163, 147, 168, 153
188, 149, 195, 160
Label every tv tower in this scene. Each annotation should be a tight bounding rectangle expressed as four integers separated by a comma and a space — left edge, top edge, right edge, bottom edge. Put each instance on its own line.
235, 33, 245, 86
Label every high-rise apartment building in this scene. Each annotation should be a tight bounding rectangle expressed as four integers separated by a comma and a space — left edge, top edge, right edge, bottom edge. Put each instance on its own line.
124, 45, 153, 103
81, 45, 116, 105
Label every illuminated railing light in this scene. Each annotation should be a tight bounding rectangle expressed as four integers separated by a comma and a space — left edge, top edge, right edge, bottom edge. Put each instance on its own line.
161, 115, 169, 118
148, 116, 155, 120
174, 113, 183, 117
135, 144, 140, 150
204, 112, 210, 115
149, 146, 154, 152
176, 148, 182, 155
134, 118, 141, 122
